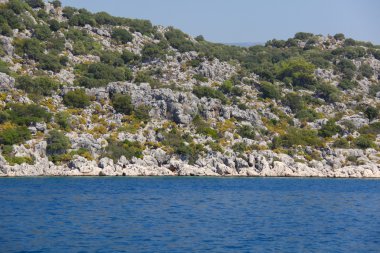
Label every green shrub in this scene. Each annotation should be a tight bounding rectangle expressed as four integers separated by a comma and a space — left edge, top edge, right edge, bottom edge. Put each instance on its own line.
332, 138, 350, 148
15, 38, 44, 60
68, 10, 96, 27
0, 126, 31, 145
281, 127, 322, 147
354, 135, 375, 149
365, 106, 378, 121
315, 83, 341, 103
62, 6, 77, 19
282, 93, 305, 113
134, 105, 151, 122
16, 75, 59, 96
359, 122, 380, 135
338, 79, 358, 90
100, 50, 124, 67
296, 109, 318, 122
161, 128, 204, 164
25, 0, 45, 8
38, 53, 62, 72
111, 93, 133, 115
141, 42, 168, 62
192, 115, 218, 139
318, 120, 342, 138
7, 103, 51, 125
33, 24, 51, 40
193, 86, 228, 104
165, 27, 196, 53
276, 58, 316, 88
0, 111, 9, 124
334, 33, 345, 41
50, 0, 62, 8
237, 125, 255, 139
121, 50, 141, 65
359, 63, 374, 79
48, 19, 61, 32
336, 59, 356, 79
63, 89, 90, 109
219, 80, 233, 94
232, 142, 248, 154
259, 81, 281, 100
46, 130, 71, 162
55, 111, 71, 130
104, 139, 143, 162
111, 28, 133, 44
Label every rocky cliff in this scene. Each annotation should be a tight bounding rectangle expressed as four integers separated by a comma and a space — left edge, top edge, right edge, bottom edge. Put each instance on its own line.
0, 0, 380, 177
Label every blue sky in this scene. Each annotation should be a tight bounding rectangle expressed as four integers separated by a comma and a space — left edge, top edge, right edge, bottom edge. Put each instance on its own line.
60, 0, 380, 44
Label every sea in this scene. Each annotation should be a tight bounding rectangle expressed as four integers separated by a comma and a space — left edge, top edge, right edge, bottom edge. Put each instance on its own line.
0, 177, 379, 253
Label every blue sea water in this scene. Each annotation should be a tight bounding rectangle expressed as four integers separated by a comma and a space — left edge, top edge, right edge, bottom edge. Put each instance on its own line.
0, 177, 379, 253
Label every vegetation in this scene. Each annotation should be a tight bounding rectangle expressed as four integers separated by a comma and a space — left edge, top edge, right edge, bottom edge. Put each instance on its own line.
6, 103, 51, 125
46, 130, 71, 163
63, 89, 91, 108
104, 139, 143, 162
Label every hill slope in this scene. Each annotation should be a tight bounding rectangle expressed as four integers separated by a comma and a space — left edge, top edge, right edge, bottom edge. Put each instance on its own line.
1, 0, 380, 177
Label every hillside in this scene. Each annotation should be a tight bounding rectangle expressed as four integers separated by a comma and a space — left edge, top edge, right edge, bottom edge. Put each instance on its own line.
1, 0, 380, 177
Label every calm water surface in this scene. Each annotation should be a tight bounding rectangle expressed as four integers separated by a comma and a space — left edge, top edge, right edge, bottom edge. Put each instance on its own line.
0, 177, 379, 253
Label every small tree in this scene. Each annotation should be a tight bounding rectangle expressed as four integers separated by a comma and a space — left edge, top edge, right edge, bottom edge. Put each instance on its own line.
365, 106, 378, 121
46, 130, 70, 162
63, 89, 90, 108
112, 28, 133, 44
111, 94, 133, 114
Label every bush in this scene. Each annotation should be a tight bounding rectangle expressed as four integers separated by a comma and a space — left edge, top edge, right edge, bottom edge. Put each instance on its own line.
50, 0, 62, 8
294, 32, 314, 41
46, 130, 71, 162
25, 0, 45, 8
161, 128, 204, 164
338, 79, 358, 90
232, 142, 248, 154
296, 109, 318, 122
354, 135, 375, 149
192, 115, 218, 139
359, 122, 380, 135
16, 75, 59, 96
259, 81, 281, 100
318, 120, 342, 138
48, 19, 61, 32
38, 53, 62, 72
111, 94, 133, 115
359, 64, 374, 79
121, 50, 141, 65
364, 106, 378, 121
68, 10, 96, 27
141, 42, 168, 62
193, 86, 228, 104
15, 38, 44, 60
333, 138, 350, 148
33, 24, 51, 40
111, 28, 133, 44
104, 139, 143, 162
336, 59, 356, 79
0, 126, 31, 145
282, 93, 305, 113
165, 27, 196, 53
276, 58, 316, 88
7, 103, 51, 125
55, 111, 71, 130
237, 125, 255, 139
63, 89, 90, 108
334, 33, 345, 41
81, 63, 133, 84
100, 50, 124, 67
315, 83, 341, 103
134, 105, 151, 122
281, 127, 322, 148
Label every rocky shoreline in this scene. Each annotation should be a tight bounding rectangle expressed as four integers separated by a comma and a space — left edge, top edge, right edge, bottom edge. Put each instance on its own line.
1, 144, 379, 178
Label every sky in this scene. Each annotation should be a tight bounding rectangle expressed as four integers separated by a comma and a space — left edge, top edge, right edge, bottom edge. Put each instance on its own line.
60, 0, 380, 45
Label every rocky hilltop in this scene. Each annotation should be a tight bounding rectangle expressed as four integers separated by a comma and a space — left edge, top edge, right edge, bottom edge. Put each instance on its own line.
1, 0, 380, 177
